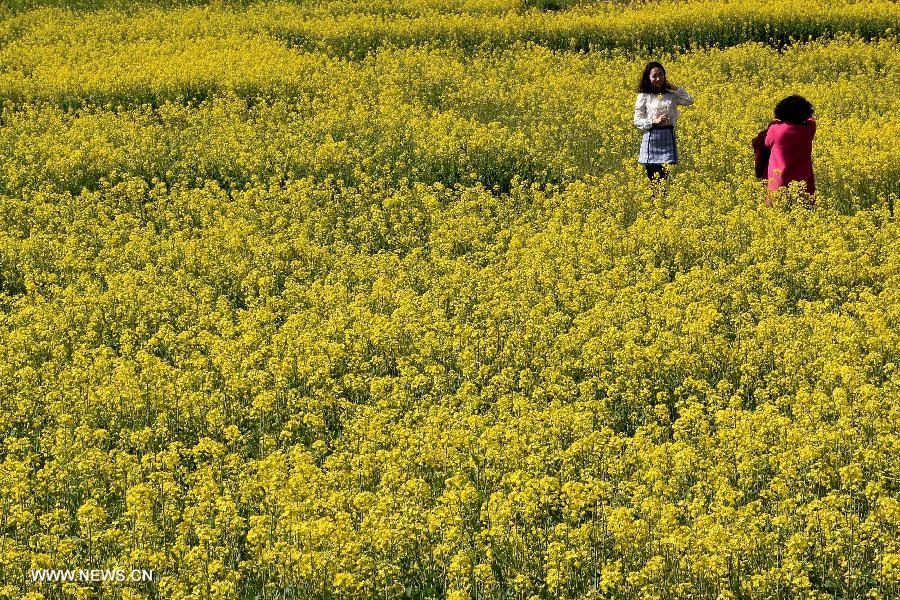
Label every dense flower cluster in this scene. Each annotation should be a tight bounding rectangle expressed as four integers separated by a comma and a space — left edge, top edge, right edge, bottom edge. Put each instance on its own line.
1, 2, 898, 600
3, 1, 898, 57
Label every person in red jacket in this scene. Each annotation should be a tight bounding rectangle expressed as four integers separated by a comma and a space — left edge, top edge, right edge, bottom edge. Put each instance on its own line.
764, 95, 816, 206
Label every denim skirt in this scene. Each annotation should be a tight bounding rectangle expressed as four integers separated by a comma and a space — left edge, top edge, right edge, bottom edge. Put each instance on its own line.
639, 125, 678, 164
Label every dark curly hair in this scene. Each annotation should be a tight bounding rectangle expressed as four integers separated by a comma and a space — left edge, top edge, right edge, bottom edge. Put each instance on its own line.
637, 61, 673, 94
774, 95, 814, 124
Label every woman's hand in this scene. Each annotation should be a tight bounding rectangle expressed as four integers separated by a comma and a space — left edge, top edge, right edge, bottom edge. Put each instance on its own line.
653, 113, 669, 125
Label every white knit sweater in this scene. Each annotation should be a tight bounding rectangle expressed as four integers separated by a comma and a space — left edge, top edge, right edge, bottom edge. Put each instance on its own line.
633, 87, 695, 131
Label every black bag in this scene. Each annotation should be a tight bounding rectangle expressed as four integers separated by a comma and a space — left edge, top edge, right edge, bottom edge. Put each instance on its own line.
752, 125, 772, 179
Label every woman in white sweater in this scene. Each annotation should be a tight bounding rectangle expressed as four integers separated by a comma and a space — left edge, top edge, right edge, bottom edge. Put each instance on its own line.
633, 61, 694, 181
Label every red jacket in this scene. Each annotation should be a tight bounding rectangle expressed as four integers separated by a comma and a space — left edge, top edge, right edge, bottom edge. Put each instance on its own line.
764, 117, 816, 194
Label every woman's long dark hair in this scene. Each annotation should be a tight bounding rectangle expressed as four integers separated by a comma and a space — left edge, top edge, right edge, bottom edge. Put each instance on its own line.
638, 61, 673, 94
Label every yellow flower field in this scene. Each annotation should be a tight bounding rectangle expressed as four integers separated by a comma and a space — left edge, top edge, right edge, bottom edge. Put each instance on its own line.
1, 1, 899, 599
